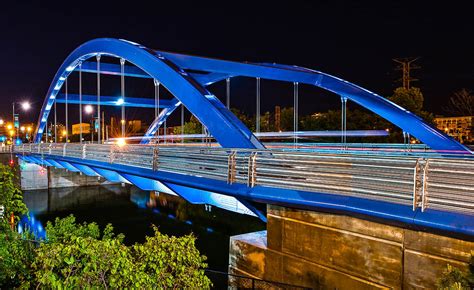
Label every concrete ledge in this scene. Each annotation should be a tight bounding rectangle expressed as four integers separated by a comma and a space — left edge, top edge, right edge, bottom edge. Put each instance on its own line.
230, 205, 474, 289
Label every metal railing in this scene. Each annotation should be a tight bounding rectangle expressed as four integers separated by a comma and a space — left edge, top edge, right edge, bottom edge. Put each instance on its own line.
14, 143, 474, 215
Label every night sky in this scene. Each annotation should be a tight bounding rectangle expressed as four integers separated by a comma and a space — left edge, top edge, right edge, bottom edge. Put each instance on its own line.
1, 1, 474, 126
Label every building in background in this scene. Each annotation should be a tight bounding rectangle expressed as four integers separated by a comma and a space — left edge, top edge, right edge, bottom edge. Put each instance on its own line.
72, 123, 91, 135
434, 116, 473, 144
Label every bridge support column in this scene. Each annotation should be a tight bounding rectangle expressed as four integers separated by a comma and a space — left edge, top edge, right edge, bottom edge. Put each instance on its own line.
229, 205, 474, 289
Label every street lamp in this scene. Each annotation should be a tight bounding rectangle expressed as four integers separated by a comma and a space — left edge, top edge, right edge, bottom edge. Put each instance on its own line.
84, 105, 94, 142
21, 102, 31, 111
84, 105, 93, 114
12, 101, 31, 144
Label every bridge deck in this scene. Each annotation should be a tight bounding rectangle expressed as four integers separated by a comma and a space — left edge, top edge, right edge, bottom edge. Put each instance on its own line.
14, 143, 474, 238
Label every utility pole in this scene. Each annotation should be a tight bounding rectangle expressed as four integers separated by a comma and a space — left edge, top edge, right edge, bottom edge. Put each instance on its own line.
275, 106, 281, 132
393, 57, 420, 89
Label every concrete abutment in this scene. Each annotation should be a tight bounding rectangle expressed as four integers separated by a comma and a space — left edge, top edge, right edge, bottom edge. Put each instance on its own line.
229, 205, 473, 289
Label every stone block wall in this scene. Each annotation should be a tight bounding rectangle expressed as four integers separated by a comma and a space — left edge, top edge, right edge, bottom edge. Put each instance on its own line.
229, 205, 473, 289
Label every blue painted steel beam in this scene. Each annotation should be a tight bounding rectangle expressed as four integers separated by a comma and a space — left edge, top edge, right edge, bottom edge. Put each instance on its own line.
90, 167, 131, 184
69, 163, 99, 176
34, 38, 263, 149
55, 93, 174, 109
156, 50, 471, 153
55, 160, 80, 172
119, 173, 177, 196
79, 61, 151, 79
163, 182, 259, 218
23, 154, 474, 238
141, 98, 180, 143
78, 61, 232, 87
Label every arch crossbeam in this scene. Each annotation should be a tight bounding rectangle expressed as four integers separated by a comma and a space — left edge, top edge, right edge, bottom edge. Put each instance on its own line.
55, 93, 175, 109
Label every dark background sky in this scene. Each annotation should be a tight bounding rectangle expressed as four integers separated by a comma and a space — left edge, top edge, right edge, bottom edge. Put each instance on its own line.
1, 0, 474, 125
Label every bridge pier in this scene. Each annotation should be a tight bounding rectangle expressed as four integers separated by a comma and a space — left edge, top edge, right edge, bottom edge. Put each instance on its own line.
229, 205, 473, 289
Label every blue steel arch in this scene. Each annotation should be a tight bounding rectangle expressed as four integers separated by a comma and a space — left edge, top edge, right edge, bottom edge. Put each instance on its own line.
35, 38, 470, 153
144, 51, 471, 153
34, 38, 263, 149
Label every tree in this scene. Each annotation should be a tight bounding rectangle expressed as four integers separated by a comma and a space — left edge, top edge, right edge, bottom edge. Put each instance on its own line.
31, 215, 211, 288
133, 226, 210, 288
445, 89, 474, 116
0, 164, 34, 288
0, 229, 36, 288
280, 107, 295, 131
0, 163, 28, 229
389, 87, 424, 115
173, 115, 202, 135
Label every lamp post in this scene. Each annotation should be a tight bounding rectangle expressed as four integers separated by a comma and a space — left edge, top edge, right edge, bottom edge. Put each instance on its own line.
84, 105, 94, 142
12, 101, 30, 144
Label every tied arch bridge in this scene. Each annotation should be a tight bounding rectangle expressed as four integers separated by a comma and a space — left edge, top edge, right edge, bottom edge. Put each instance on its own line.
14, 38, 474, 238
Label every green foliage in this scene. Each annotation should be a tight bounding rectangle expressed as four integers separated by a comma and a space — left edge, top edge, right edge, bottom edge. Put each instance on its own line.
31, 215, 211, 288
133, 225, 210, 288
0, 163, 28, 228
389, 87, 424, 115
32, 222, 134, 288
0, 164, 33, 288
437, 264, 471, 290
0, 230, 35, 288
174, 115, 203, 135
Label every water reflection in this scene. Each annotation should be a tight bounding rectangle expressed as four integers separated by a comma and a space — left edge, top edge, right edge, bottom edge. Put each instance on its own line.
23, 184, 265, 271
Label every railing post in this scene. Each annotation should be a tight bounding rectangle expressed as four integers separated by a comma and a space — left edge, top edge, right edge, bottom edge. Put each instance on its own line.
420, 159, 430, 212
63, 143, 67, 157
412, 158, 422, 211
247, 152, 257, 187
110, 145, 115, 163
227, 151, 236, 184
48, 143, 52, 155
82, 144, 87, 159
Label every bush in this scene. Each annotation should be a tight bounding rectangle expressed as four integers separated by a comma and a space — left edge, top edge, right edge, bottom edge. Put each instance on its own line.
0, 163, 27, 230
0, 230, 35, 288
31, 215, 211, 288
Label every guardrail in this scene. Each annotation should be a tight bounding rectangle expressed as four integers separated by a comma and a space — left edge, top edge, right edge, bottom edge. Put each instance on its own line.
14, 143, 474, 215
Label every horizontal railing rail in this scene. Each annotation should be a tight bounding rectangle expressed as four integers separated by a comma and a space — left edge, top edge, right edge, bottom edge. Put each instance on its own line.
13, 143, 474, 215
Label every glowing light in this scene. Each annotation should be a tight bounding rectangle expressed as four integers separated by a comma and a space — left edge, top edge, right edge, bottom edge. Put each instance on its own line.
121, 119, 125, 125
6, 124, 12, 130
27, 127, 32, 132
9, 130, 14, 136
21, 101, 31, 111
116, 98, 125, 105
0, 120, 3, 125
20, 126, 25, 132
84, 105, 94, 114
62, 130, 67, 136
116, 138, 126, 147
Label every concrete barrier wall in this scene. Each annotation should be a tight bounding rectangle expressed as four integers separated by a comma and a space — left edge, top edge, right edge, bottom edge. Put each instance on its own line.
229, 205, 473, 289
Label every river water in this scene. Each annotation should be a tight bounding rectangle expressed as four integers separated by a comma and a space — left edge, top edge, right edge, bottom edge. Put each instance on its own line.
23, 184, 265, 272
